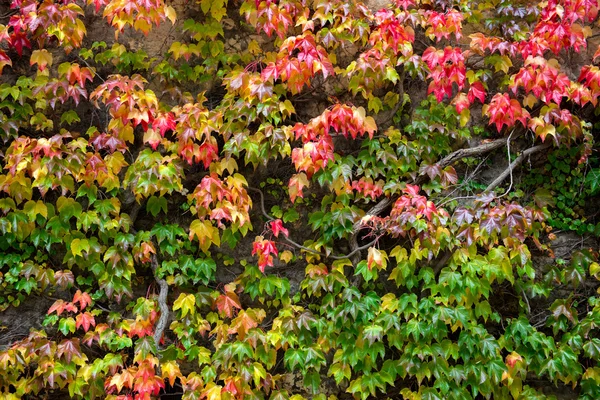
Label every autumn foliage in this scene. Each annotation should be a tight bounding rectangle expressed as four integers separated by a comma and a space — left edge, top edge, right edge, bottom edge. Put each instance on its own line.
0, 0, 600, 399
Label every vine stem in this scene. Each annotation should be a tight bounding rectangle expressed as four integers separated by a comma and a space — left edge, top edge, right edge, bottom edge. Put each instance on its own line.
151, 254, 169, 349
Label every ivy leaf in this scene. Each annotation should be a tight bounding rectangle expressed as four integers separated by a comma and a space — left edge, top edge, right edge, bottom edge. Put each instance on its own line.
303, 371, 320, 394
147, 196, 168, 217
56, 339, 83, 365
202, 382, 223, 400
189, 219, 221, 252
165, 5, 177, 24
71, 238, 90, 257
584, 338, 600, 360
367, 247, 387, 270
468, 81, 486, 103
161, 360, 181, 387
269, 219, 289, 237
75, 312, 96, 332
483, 93, 529, 132
30, 49, 53, 71
228, 310, 259, 339
280, 250, 294, 263
289, 173, 310, 203
215, 291, 241, 318
58, 317, 77, 335
173, 293, 196, 318
60, 110, 81, 125
533, 188, 555, 208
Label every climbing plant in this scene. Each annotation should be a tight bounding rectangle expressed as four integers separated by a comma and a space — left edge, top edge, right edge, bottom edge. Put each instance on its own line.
0, 0, 599, 399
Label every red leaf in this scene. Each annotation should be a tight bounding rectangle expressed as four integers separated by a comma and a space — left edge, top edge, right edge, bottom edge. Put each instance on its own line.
483, 93, 530, 133
468, 81, 486, 103
134, 359, 165, 397
453, 92, 470, 114
269, 219, 289, 237
73, 290, 92, 310
48, 299, 78, 316
252, 237, 278, 272
0, 50, 12, 74
152, 112, 176, 136
76, 312, 96, 332
403, 184, 421, 197
8, 30, 30, 56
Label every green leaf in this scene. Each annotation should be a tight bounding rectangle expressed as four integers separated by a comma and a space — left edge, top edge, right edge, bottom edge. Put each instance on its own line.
135, 336, 158, 358
533, 188, 555, 208
283, 208, 300, 223
147, 196, 168, 217
60, 110, 81, 125
284, 348, 306, 371
584, 338, 600, 360
303, 371, 320, 394
58, 317, 76, 335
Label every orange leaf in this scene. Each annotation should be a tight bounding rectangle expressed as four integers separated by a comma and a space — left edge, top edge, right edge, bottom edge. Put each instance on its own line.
215, 291, 241, 318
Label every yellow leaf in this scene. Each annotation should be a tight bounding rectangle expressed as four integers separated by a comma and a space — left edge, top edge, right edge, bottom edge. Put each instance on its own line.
173, 293, 196, 318
30, 49, 53, 71
535, 124, 556, 142
105, 152, 128, 174
133, 18, 152, 35
279, 99, 296, 117
252, 362, 266, 387
590, 262, 600, 279
389, 246, 407, 262
24, 199, 48, 220
493, 55, 512, 74
523, 93, 538, 108
380, 293, 398, 311
161, 360, 181, 387
289, 172, 310, 203
189, 219, 220, 252
143, 128, 161, 145
202, 382, 222, 400
280, 250, 294, 263
247, 40, 261, 55
70, 238, 90, 257
120, 124, 134, 143
211, 158, 238, 176
459, 109, 470, 127
583, 367, 600, 381
165, 5, 177, 24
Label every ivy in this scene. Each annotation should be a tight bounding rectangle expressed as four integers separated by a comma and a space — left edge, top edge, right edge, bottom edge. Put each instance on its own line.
0, 0, 599, 399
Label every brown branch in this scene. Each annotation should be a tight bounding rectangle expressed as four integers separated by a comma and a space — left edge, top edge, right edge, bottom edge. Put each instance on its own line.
484, 142, 552, 193
433, 137, 511, 171
151, 254, 169, 348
